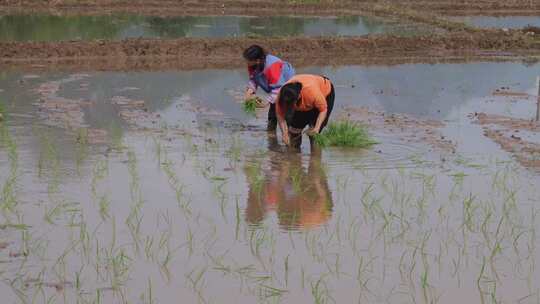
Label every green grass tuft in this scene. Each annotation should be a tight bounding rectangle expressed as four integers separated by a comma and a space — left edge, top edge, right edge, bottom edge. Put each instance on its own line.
313, 121, 377, 148
243, 98, 259, 116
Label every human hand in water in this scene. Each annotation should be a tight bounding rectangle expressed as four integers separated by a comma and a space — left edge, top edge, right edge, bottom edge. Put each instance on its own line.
305, 127, 320, 137
282, 132, 291, 146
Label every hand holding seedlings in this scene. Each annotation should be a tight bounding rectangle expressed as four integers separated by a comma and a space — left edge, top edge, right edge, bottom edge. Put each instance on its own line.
244, 87, 255, 100
304, 127, 319, 137
243, 97, 264, 116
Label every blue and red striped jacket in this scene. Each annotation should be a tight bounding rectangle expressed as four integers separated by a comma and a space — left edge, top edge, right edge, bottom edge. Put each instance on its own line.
247, 54, 295, 104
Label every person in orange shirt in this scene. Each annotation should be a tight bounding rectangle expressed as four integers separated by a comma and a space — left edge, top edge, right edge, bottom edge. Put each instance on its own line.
276, 74, 335, 150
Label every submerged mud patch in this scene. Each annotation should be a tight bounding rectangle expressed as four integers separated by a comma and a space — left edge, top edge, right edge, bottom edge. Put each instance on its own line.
111, 95, 159, 126
35, 74, 90, 129
475, 112, 540, 132
34, 74, 111, 144
339, 106, 456, 153
472, 112, 540, 170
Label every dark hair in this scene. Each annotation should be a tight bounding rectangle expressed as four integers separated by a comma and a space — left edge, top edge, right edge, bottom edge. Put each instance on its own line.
243, 45, 266, 61
279, 82, 302, 115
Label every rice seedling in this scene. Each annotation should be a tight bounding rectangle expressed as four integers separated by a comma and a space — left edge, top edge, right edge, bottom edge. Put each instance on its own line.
244, 160, 264, 196
311, 276, 333, 304
290, 167, 304, 194
186, 226, 195, 257
125, 149, 145, 253
109, 249, 132, 291
160, 155, 192, 216
235, 197, 241, 241
75, 128, 89, 175
225, 136, 243, 164
313, 121, 377, 148
99, 194, 111, 220
109, 122, 125, 151
139, 277, 154, 304
258, 284, 288, 301
186, 266, 208, 303
0, 100, 7, 123
44, 200, 70, 224
462, 194, 478, 233
0, 118, 19, 220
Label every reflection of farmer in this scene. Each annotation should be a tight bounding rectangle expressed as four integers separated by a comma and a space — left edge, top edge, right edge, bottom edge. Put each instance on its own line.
243, 45, 295, 132
276, 74, 335, 151
245, 139, 333, 230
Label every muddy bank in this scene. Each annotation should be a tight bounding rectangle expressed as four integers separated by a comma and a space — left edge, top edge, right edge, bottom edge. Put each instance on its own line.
0, 0, 539, 17
1, 33, 539, 71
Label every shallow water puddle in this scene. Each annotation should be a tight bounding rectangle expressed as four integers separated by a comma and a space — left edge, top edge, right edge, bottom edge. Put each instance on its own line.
448, 16, 540, 29
0, 61, 540, 303
0, 14, 438, 42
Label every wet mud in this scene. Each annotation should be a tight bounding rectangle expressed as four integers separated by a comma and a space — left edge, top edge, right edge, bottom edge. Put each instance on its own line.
35, 74, 90, 130
1, 32, 539, 71
0, 0, 539, 17
339, 106, 456, 153
472, 112, 540, 170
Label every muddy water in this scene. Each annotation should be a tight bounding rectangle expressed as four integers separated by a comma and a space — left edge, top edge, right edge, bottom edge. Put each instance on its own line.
0, 14, 437, 42
448, 16, 540, 29
1, 61, 540, 303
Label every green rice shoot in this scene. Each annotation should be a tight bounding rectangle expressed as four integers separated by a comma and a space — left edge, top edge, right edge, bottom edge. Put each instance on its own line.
243, 98, 258, 116
314, 121, 377, 148
0, 101, 5, 121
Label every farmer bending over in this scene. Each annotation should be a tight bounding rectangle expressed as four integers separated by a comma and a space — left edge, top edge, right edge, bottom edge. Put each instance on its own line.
276, 74, 335, 150
243, 45, 295, 131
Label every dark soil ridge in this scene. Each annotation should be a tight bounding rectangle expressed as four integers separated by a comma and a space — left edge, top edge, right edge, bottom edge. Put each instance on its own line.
0, 0, 539, 17
1, 32, 538, 71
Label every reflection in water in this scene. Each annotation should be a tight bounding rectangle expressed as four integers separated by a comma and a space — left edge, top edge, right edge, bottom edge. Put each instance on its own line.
0, 14, 432, 42
245, 136, 333, 230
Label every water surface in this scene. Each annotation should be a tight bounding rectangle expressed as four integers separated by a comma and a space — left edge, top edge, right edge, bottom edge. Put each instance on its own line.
449, 15, 540, 29
0, 14, 438, 41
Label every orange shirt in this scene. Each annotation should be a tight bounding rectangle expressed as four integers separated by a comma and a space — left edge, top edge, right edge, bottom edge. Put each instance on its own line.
276, 74, 332, 119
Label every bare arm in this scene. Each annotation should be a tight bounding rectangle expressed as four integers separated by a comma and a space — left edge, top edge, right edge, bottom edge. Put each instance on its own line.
278, 117, 290, 145
312, 110, 327, 134
245, 79, 257, 100
308, 91, 328, 135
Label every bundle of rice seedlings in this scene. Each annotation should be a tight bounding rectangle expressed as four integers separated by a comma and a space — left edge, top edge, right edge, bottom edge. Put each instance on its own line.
313, 121, 377, 148
243, 98, 258, 116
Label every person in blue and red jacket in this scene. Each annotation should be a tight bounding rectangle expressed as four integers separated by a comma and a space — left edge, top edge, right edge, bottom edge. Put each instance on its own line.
243, 45, 295, 131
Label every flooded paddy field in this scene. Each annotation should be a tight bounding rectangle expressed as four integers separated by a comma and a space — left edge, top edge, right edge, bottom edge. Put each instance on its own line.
0, 14, 437, 42
1, 60, 540, 303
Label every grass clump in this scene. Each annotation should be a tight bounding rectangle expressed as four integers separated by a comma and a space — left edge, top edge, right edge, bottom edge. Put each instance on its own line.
313, 121, 377, 148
